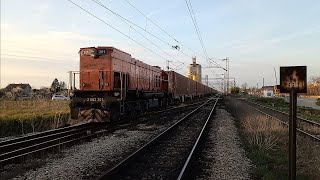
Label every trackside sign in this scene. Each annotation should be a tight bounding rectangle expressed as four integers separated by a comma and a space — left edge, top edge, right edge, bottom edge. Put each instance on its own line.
280, 66, 307, 93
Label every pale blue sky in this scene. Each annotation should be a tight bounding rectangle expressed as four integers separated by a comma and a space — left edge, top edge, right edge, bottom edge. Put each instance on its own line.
1, 0, 319, 89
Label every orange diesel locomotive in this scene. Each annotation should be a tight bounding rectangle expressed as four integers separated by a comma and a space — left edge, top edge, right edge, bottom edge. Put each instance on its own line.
68, 46, 215, 125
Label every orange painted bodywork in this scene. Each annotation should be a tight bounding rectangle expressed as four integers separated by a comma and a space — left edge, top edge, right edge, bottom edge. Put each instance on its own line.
79, 46, 162, 91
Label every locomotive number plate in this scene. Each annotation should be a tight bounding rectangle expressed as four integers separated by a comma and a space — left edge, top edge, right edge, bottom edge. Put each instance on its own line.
86, 98, 105, 102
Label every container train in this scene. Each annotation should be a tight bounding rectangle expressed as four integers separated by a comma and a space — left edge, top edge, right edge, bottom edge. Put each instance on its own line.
68, 46, 216, 125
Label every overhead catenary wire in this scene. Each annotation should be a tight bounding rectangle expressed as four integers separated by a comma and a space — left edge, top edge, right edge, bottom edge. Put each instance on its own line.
123, 0, 224, 84
0, 53, 70, 62
91, 0, 186, 66
123, 0, 205, 59
124, 0, 224, 70
67, 0, 172, 65
185, 0, 208, 59
184, 0, 225, 82
68, 0, 224, 85
184, 0, 224, 71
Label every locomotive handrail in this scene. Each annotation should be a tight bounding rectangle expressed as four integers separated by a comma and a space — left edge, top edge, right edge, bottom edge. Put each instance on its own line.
68, 70, 167, 94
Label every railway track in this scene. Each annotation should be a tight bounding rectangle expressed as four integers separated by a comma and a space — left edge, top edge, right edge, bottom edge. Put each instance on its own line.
0, 122, 103, 167
97, 96, 220, 179
245, 99, 320, 142
0, 97, 213, 168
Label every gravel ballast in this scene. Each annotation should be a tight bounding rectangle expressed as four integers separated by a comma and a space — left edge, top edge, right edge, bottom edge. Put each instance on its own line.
209, 108, 252, 179
7, 108, 193, 179
190, 106, 253, 180
11, 129, 152, 180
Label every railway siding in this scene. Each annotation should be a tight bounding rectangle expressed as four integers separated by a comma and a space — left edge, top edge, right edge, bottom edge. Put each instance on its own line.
224, 96, 320, 179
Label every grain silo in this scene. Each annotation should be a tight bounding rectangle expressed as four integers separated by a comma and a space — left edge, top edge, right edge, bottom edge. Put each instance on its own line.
186, 57, 201, 82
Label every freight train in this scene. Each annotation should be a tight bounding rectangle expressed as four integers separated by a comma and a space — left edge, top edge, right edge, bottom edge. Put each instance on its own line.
68, 46, 216, 125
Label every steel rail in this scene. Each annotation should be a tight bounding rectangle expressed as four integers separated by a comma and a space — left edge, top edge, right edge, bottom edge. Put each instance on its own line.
96, 97, 217, 179
247, 104, 320, 142
0, 123, 101, 166
0, 123, 95, 147
0, 96, 216, 167
1, 131, 94, 163
177, 94, 220, 180
247, 99, 320, 127
0, 124, 97, 154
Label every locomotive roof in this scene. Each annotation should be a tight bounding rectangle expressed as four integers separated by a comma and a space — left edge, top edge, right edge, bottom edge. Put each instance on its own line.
80, 46, 131, 56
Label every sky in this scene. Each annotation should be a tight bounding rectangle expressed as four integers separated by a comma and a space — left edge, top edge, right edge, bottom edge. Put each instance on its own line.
1, 0, 320, 90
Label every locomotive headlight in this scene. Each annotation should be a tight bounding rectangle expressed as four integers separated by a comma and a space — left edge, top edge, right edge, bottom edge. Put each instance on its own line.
82, 83, 86, 87
70, 92, 74, 97
113, 92, 120, 97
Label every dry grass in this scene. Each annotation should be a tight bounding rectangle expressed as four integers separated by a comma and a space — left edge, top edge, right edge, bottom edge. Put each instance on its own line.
297, 136, 320, 178
0, 99, 69, 121
0, 100, 70, 137
300, 123, 320, 136
241, 114, 320, 179
241, 115, 285, 151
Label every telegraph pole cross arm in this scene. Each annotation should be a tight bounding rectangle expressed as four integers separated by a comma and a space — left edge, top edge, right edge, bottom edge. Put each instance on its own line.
280, 66, 307, 180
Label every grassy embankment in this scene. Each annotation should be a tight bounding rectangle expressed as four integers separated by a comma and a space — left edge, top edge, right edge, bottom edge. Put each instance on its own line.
224, 97, 320, 179
0, 100, 69, 137
249, 96, 320, 122
242, 115, 320, 179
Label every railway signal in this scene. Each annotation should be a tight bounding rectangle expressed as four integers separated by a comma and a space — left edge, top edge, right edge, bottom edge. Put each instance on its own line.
280, 66, 307, 180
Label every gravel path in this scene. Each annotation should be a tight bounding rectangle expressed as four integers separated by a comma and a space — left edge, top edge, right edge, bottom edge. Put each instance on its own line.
190, 107, 252, 180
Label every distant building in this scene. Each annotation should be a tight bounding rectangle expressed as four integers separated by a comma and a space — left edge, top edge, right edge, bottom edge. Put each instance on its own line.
274, 85, 280, 97
262, 86, 275, 98
5, 83, 32, 96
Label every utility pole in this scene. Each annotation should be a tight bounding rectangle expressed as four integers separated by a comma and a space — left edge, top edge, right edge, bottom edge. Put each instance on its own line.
274, 67, 278, 85
227, 57, 230, 93
223, 73, 226, 94
205, 75, 209, 86
166, 60, 172, 71
263, 77, 265, 87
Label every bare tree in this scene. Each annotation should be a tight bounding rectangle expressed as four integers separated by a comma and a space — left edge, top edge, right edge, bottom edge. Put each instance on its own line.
308, 76, 320, 96
59, 81, 66, 90
51, 78, 60, 93
241, 82, 248, 93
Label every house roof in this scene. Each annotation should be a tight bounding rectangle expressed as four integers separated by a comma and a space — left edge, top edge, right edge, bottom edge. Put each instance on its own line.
5, 83, 31, 91
262, 86, 274, 91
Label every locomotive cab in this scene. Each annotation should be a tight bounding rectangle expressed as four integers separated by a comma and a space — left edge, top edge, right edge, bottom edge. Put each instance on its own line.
69, 47, 130, 124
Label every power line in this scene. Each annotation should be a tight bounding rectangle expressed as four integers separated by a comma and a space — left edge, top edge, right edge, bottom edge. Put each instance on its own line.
0, 53, 66, 62
92, 0, 186, 67
67, 0, 171, 64
123, 0, 208, 62
185, 0, 207, 58
184, 0, 224, 80
123, 0, 225, 76
124, 0, 223, 79
185, 0, 224, 71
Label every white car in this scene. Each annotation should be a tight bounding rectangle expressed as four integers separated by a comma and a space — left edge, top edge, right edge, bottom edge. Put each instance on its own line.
52, 94, 70, 100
